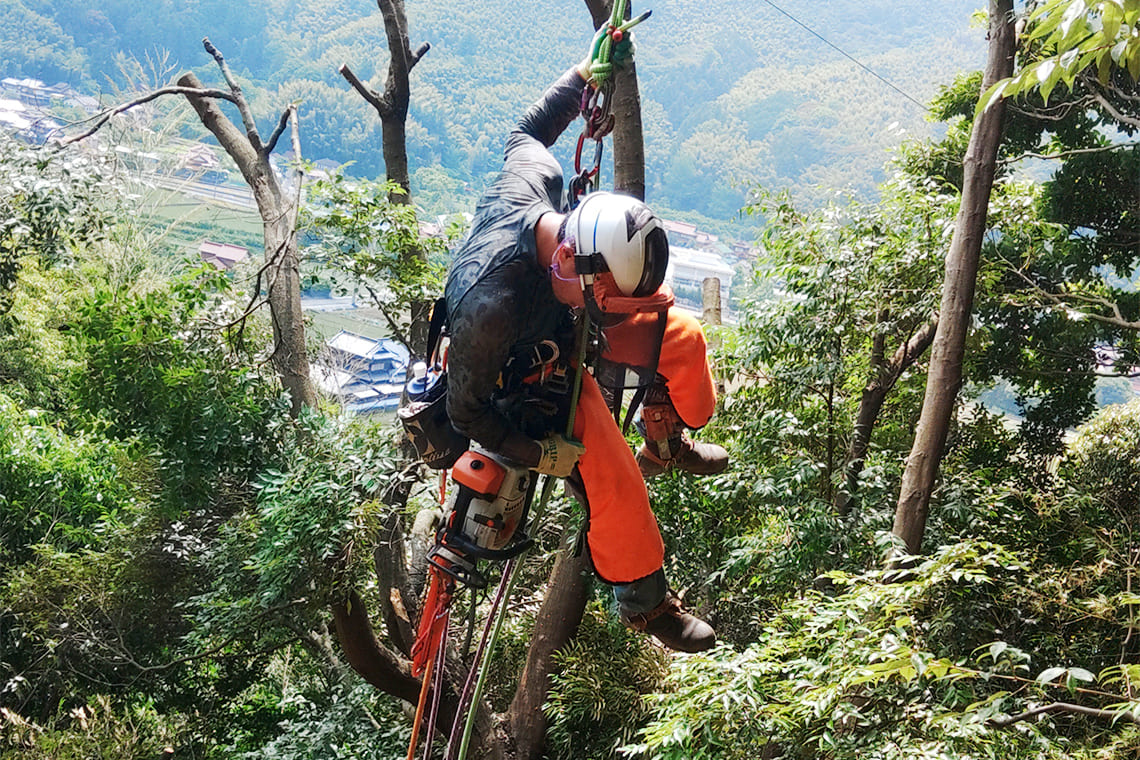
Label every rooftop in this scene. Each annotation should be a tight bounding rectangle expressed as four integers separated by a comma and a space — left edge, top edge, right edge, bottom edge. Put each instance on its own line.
327, 330, 410, 365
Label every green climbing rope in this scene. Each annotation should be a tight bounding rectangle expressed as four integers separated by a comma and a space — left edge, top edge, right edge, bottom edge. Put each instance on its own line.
586, 0, 652, 87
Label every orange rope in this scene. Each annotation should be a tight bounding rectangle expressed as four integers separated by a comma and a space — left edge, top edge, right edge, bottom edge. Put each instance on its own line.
405, 654, 435, 760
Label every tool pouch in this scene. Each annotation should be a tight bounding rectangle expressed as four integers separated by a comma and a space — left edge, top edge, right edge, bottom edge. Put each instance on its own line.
398, 372, 469, 470
398, 297, 469, 469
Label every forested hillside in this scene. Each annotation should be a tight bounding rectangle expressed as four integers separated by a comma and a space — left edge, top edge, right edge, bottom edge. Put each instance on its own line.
3, 0, 986, 225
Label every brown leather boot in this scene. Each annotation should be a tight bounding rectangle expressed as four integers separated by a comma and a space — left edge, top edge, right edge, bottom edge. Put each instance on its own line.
636, 382, 728, 478
622, 591, 716, 653
636, 432, 728, 478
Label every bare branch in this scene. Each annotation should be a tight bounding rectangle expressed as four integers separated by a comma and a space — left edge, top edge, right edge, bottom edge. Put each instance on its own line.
989, 701, 1140, 728
56, 85, 235, 147
409, 42, 431, 69
264, 106, 293, 155
339, 63, 390, 117
1090, 87, 1140, 129
1001, 141, 1140, 165
202, 37, 264, 151
362, 282, 411, 346
1009, 265, 1140, 331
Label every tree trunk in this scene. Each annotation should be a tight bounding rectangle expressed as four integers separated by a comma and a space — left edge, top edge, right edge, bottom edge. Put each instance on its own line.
507, 550, 591, 760
177, 68, 316, 416
892, 1, 1015, 555
341, 0, 430, 205
836, 316, 937, 516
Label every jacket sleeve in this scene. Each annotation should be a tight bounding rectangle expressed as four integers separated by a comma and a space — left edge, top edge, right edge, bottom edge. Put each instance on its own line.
505, 66, 586, 158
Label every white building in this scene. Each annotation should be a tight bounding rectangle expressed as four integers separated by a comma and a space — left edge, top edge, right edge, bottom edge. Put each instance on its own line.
666, 246, 735, 312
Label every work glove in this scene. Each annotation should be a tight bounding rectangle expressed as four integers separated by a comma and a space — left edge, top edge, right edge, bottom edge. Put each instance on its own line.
534, 434, 586, 478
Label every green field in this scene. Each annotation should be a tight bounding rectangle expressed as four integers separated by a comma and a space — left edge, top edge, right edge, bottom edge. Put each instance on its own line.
307, 309, 390, 342
134, 182, 263, 256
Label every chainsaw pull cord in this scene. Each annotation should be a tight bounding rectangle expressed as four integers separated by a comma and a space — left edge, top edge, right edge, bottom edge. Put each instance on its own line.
453, 314, 591, 760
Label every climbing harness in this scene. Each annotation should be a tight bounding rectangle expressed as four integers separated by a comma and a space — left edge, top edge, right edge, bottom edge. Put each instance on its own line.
568, 0, 652, 206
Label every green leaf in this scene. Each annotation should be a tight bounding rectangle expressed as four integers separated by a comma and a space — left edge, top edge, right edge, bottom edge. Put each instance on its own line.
1102, 0, 1124, 40
1068, 667, 1095, 682
1037, 666, 1068, 683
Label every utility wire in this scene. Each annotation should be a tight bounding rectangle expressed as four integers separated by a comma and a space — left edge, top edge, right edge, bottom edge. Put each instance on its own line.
759, 0, 930, 112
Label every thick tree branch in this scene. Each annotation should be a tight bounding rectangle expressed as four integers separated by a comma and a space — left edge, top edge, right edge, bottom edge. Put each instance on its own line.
331, 589, 420, 703
57, 86, 235, 147
379, 0, 412, 93
177, 72, 262, 187
989, 701, 1140, 727
884, 316, 939, 393
338, 63, 390, 117
202, 37, 264, 151
410, 42, 431, 69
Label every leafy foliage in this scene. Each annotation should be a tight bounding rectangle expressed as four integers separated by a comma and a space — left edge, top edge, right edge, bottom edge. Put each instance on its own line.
544, 604, 669, 760
982, 0, 1140, 109
0, 394, 139, 565
0, 137, 115, 317
303, 172, 449, 351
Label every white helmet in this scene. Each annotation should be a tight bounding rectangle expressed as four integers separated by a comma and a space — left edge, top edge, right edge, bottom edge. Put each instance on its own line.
567, 191, 670, 300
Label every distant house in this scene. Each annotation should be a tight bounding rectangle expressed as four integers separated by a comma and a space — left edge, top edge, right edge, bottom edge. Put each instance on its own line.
198, 241, 249, 269
1, 77, 57, 106
316, 331, 409, 413
667, 246, 735, 312
181, 144, 221, 172
662, 219, 699, 247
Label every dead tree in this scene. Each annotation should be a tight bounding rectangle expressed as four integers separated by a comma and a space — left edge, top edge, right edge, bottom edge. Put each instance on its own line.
339, 0, 429, 206
339, 0, 432, 358
892, 0, 1016, 556
62, 39, 317, 416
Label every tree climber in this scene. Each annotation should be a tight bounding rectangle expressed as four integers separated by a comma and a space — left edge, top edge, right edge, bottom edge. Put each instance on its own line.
442, 45, 727, 652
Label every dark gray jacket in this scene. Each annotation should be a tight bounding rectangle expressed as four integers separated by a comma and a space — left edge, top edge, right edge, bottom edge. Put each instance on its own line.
443, 66, 585, 465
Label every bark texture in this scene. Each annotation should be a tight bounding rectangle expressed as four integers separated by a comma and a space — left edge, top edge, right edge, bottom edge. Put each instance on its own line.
892, 1, 1015, 555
